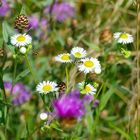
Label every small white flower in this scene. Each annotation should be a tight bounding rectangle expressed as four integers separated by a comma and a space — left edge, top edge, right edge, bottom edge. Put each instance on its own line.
113, 32, 133, 44
19, 47, 26, 54
79, 82, 97, 95
71, 47, 86, 59
78, 57, 101, 74
11, 34, 32, 47
55, 53, 73, 63
40, 112, 48, 120
36, 81, 58, 94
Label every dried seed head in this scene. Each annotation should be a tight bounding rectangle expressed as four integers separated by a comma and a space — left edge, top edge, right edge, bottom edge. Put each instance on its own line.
57, 82, 66, 93
0, 48, 5, 57
99, 28, 113, 43
15, 14, 29, 31
71, 19, 78, 28
60, 118, 77, 129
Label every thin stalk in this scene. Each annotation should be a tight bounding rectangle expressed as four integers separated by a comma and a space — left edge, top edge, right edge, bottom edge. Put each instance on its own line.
65, 65, 69, 93
25, 54, 37, 84
11, 59, 17, 94
136, 0, 140, 139
84, 74, 88, 88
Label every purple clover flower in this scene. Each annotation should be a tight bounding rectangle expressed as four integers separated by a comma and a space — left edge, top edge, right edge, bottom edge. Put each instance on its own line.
4, 81, 31, 105
0, 0, 10, 17
40, 18, 47, 28
53, 90, 85, 118
29, 15, 39, 29
44, 2, 75, 22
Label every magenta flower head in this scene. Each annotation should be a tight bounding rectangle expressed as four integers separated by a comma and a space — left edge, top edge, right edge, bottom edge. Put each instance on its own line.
4, 81, 31, 105
53, 90, 85, 119
44, 2, 75, 22
29, 15, 39, 29
0, 0, 10, 17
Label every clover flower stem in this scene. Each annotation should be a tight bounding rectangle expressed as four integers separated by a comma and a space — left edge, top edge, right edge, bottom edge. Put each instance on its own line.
65, 65, 69, 93
25, 55, 37, 84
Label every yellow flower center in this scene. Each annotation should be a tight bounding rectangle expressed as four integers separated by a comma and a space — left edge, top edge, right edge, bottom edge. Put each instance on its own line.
84, 60, 94, 67
61, 54, 70, 60
120, 33, 128, 39
74, 52, 82, 58
43, 85, 52, 92
85, 85, 91, 92
16, 35, 26, 42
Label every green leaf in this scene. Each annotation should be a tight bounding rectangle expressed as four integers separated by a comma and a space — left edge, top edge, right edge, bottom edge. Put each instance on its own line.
20, 5, 26, 15
109, 123, 131, 140
82, 40, 100, 51
99, 87, 114, 111
15, 69, 30, 82
85, 104, 94, 137
2, 21, 14, 43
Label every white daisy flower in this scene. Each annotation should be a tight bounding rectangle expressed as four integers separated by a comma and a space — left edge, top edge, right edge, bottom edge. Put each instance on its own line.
71, 47, 86, 59
55, 53, 73, 63
36, 81, 58, 94
40, 112, 48, 120
11, 34, 32, 47
79, 82, 97, 95
113, 32, 133, 44
78, 57, 101, 74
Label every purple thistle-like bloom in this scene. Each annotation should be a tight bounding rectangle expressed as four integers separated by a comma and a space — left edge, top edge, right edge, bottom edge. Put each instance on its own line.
29, 15, 39, 29
0, 0, 10, 16
53, 90, 85, 118
40, 18, 47, 27
44, 2, 75, 22
4, 81, 31, 105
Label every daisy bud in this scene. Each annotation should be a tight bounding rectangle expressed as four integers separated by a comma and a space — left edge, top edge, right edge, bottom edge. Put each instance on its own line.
13, 54, 17, 59
19, 47, 26, 54
40, 112, 48, 120
95, 67, 101, 74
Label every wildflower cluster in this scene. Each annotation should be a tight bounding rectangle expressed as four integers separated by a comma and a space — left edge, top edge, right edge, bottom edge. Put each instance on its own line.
55, 46, 101, 74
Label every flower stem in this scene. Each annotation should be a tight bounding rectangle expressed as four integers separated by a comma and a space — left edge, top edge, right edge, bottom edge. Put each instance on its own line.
25, 54, 37, 84
65, 65, 69, 93
84, 74, 88, 88
136, 0, 140, 139
11, 59, 17, 94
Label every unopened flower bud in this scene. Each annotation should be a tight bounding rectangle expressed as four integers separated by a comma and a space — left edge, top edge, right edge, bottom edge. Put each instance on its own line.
13, 54, 17, 59
40, 112, 48, 120
66, 37, 73, 47
19, 47, 26, 54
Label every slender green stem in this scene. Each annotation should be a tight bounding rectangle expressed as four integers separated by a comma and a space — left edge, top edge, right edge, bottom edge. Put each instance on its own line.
84, 74, 88, 88
95, 83, 104, 99
11, 59, 17, 94
136, 0, 140, 139
25, 54, 37, 84
65, 65, 69, 93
